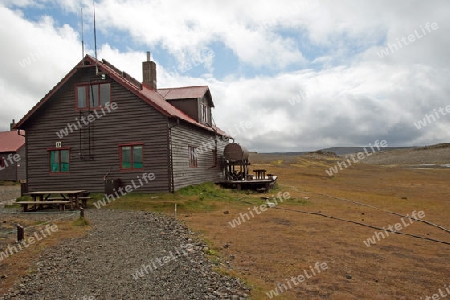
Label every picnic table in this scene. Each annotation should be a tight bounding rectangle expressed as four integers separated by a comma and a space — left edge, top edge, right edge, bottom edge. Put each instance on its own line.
20, 190, 89, 212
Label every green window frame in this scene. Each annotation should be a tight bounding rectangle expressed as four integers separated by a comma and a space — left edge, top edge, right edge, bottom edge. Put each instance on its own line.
120, 144, 143, 170
49, 149, 70, 173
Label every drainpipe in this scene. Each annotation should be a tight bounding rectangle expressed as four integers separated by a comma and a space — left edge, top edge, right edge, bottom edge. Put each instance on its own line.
16, 129, 27, 194
167, 117, 180, 193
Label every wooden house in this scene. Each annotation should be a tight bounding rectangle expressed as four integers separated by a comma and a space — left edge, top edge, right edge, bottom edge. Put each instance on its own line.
0, 126, 26, 182
14, 53, 230, 193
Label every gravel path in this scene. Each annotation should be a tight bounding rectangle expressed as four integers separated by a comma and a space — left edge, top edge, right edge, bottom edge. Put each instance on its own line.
0, 210, 249, 300
0, 186, 20, 207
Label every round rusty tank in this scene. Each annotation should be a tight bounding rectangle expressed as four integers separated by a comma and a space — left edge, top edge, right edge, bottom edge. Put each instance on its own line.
224, 143, 249, 162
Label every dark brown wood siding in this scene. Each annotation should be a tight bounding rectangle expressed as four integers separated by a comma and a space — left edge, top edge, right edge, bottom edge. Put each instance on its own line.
167, 96, 211, 125
22, 66, 169, 193
16, 145, 26, 181
170, 121, 228, 190
167, 98, 198, 121
0, 151, 19, 181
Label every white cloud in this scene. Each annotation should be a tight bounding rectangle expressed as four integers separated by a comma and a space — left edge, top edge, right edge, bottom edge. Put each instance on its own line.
86, 0, 308, 69
0, 6, 81, 123
0, 1, 449, 151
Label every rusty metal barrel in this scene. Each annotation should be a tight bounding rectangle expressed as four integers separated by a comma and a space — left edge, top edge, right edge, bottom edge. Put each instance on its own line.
224, 143, 249, 162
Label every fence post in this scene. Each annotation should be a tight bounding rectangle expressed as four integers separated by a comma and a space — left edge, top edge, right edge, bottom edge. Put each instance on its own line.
17, 224, 24, 242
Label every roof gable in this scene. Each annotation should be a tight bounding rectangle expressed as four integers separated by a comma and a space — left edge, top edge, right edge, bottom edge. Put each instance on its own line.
158, 86, 214, 107
15, 55, 228, 137
0, 131, 25, 152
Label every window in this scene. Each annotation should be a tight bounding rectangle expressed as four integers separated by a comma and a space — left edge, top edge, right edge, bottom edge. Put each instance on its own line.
189, 146, 198, 168
120, 144, 143, 170
201, 103, 209, 124
76, 83, 111, 109
49, 149, 70, 173
212, 148, 218, 167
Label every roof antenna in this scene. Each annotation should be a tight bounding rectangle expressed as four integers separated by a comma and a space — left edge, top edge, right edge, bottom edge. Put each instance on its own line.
93, 0, 98, 74
81, 5, 85, 59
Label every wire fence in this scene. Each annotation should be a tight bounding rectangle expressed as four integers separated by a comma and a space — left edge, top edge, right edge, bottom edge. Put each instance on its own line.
274, 184, 450, 246
272, 206, 450, 246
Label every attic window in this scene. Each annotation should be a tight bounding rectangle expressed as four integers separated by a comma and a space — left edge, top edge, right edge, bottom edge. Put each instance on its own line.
201, 103, 209, 124
76, 83, 111, 109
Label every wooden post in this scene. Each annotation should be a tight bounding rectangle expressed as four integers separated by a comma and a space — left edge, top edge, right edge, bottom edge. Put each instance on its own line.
17, 224, 24, 242
174, 203, 177, 218
80, 207, 84, 218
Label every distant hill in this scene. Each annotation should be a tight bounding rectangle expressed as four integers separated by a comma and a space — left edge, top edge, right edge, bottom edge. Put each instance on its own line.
252, 143, 450, 165
318, 146, 411, 156
261, 147, 411, 157
364, 143, 450, 165
259, 152, 308, 156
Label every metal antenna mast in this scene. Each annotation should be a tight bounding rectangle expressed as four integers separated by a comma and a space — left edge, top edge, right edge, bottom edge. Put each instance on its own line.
93, 0, 98, 73
81, 6, 85, 58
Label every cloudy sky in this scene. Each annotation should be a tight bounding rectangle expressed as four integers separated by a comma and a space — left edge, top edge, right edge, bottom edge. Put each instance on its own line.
0, 0, 449, 152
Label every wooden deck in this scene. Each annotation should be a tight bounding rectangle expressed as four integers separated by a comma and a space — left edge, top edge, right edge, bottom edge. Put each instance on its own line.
216, 176, 278, 192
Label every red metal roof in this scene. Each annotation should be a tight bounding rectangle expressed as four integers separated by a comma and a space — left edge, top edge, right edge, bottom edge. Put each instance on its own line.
15, 55, 229, 137
0, 131, 25, 152
139, 85, 226, 135
158, 86, 215, 107
158, 86, 209, 99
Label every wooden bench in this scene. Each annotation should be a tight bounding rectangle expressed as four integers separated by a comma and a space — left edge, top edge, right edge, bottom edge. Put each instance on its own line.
46, 196, 91, 208
78, 197, 92, 208
19, 201, 71, 212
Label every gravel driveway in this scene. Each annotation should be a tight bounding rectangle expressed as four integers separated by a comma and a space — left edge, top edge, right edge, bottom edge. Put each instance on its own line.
0, 186, 20, 207
0, 210, 249, 299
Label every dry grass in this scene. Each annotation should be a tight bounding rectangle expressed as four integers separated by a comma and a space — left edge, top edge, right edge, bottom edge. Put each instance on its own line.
363, 143, 450, 165
2, 152, 448, 299
0, 215, 91, 294
182, 154, 450, 299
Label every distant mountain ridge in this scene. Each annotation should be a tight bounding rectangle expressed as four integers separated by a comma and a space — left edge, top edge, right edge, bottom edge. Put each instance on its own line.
318, 146, 411, 156
262, 147, 412, 156
253, 144, 449, 165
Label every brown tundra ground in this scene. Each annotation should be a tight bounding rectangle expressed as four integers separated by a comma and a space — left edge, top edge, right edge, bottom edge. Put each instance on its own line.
1, 148, 449, 299
183, 151, 450, 299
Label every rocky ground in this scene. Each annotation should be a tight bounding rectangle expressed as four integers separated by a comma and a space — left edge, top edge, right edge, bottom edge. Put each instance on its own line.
0, 186, 20, 208
0, 209, 249, 300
